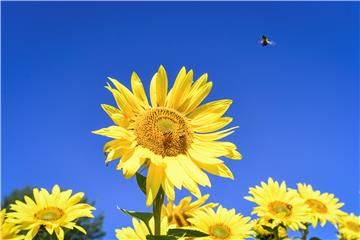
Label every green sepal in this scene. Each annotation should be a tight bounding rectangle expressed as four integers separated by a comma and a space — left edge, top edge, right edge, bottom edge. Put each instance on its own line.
136, 172, 147, 195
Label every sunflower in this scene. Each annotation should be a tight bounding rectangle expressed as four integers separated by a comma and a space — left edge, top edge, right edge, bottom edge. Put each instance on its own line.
338, 213, 360, 240
244, 178, 309, 231
252, 217, 288, 239
297, 183, 345, 228
115, 217, 175, 240
0, 209, 24, 240
187, 205, 253, 240
162, 194, 218, 227
93, 65, 241, 206
6, 185, 95, 240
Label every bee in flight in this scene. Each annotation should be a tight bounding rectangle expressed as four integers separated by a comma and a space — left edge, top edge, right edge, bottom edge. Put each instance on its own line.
260, 35, 275, 47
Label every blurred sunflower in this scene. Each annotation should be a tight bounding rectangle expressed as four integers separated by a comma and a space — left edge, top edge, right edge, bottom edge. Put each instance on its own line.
0, 209, 24, 240
115, 217, 175, 240
187, 205, 253, 240
297, 183, 345, 227
338, 213, 360, 240
93, 65, 241, 206
252, 217, 288, 239
244, 178, 309, 231
162, 194, 218, 227
6, 185, 95, 240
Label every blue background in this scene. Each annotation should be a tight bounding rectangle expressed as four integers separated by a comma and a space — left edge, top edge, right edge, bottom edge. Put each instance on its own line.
2, 2, 359, 239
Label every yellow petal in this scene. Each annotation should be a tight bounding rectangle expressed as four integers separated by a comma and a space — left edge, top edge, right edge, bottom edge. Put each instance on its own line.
146, 164, 164, 206
108, 77, 143, 113
101, 104, 129, 127
194, 126, 238, 141
162, 176, 175, 201
121, 148, 146, 179
179, 82, 212, 114
189, 100, 232, 125
55, 227, 65, 240
156, 65, 168, 106
177, 154, 211, 187
131, 71, 150, 108
193, 117, 233, 132
105, 84, 136, 118
150, 73, 158, 107
92, 126, 133, 139
196, 162, 234, 180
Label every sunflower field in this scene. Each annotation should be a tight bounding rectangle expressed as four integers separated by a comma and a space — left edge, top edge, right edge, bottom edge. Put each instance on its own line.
1, 66, 359, 240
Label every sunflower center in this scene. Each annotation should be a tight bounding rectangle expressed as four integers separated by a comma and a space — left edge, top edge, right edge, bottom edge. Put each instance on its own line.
134, 108, 192, 157
209, 224, 231, 239
346, 221, 360, 233
35, 207, 64, 221
305, 199, 328, 214
268, 201, 292, 217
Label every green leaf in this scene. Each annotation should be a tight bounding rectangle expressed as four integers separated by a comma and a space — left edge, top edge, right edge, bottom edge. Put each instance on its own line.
167, 228, 209, 237
146, 235, 177, 240
136, 172, 147, 195
119, 208, 153, 235
310, 238, 321, 240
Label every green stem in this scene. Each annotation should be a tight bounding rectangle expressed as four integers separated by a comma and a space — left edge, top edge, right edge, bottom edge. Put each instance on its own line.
301, 223, 309, 240
153, 187, 165, 236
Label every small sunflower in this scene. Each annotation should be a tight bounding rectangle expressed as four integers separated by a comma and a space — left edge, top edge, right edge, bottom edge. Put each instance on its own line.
252, 217, 288, 239
0, 209, 24, 240
162, 194, 218, 227
93, 65, 241, 206
338, 213, 360, 240
115, 217, 175, 240
6, 185, 95, 240
244, 178, 309, 231
297, 183, 345, 227
187, 205, 253, 240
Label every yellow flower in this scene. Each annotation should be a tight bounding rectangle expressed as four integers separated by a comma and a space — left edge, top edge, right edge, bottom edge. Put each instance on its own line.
6, 185, 95, 240
93, 65, 241, 206
297, 183, 345, 227
115, 217, 175, 240
188, 205, 253, 240
252, 218, 288, 239
338, 213, 360, 240
244, 178, 309, 231
162, 194, 218, 227
0, 209, 24, 240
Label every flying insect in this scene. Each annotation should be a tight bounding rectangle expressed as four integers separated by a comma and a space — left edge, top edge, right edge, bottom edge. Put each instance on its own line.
260, 35, 275, 47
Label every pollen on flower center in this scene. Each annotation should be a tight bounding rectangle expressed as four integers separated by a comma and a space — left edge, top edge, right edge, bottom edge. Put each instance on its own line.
35, 207, 64, 221
346, 221, 360, 233
134, 108, 192, 157
305, 199, 328, 214
209, 224, 231, 239
268, 201, 293, 217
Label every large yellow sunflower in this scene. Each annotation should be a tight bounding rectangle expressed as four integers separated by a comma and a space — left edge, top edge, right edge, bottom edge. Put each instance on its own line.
162, 194, 218, 227
6, 185, 95, 240
338, 213, 360, 240
93, 65, 241, 206
297, 183, 345, 228
187, 205, 253, 240
115, 217, 175, 240
0, 209, 24, 240
244, 178, 309, 231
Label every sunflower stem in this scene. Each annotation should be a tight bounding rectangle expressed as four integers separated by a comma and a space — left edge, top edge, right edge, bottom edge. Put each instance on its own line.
301, 223, 309, 240
153, 187, 164, 235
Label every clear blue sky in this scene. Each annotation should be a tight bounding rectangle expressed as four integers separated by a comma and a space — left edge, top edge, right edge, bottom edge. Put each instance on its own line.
2, 2, 359, 239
